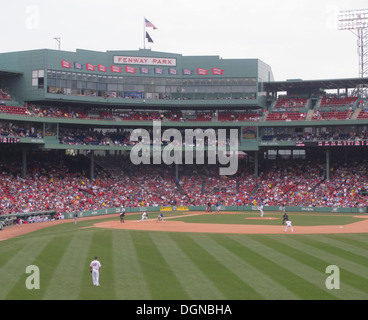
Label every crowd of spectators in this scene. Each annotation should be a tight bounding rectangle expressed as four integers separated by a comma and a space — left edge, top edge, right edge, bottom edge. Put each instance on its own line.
1, 154, 368, 217
0, 89, 11, 102
0, 121, 42, 138
58, 127, 238, 147
4, 104, 264, 123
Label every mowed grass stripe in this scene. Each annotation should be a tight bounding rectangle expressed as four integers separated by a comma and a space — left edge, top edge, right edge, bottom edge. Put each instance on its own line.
5, 235, 72, 300
199, 234, 298, 300
291, 236, 368, 285
244, 235, 355, 300
296, 236, 368, 269
43, 229, 94, 300
112, 230, 152, 300
0, 240, 24, 270
0, 237, 51, 300
322, 234, 368, 254
171, 233, 263, 300
271, 236, 368, 299
79, 229, 115, 300
150, 232, 226, 300
131, 231, 190, 300
227, 234, 338, 300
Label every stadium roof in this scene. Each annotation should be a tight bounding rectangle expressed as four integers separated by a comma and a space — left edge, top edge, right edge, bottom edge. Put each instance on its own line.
0, 69, 23, 77
263, 77, 368, 92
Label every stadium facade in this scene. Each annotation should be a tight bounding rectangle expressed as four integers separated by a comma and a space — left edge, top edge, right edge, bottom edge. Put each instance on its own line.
0, 47, 368, 183
0, 48, 273, 104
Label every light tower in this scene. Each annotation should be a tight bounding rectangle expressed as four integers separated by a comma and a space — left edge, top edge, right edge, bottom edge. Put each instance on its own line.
53, 37, 61, 51
338, 9, 368, 97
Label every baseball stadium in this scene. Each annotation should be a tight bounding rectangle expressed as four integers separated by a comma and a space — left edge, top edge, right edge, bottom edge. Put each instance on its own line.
1, 43, 368, 304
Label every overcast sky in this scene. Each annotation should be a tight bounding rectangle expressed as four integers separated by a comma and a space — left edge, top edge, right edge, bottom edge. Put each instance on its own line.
1, 0, 367, 81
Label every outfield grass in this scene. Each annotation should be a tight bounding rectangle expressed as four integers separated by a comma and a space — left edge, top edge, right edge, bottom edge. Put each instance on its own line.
1, 212, 368, 300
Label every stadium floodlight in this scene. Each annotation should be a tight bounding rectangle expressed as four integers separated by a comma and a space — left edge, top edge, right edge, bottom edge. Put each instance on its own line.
338, 9, 368, 31
338, 9, 368, 97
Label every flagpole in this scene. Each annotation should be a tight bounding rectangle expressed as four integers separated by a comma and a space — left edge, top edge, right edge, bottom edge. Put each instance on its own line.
143, 17, 146, 49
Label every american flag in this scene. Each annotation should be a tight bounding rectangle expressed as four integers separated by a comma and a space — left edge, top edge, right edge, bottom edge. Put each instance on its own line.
154, 68, 163, 75
145, 18, 157, 29
168, 68, 177, 75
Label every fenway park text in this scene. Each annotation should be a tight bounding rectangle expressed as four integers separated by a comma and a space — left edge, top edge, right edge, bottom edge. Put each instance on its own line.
136, 304, 232, 317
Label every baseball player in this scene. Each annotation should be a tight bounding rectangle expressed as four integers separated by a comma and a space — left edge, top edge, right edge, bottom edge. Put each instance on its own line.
74, 212, 79, 225
139, 211, 148, 222
206, 202, 212, 213
281, 203, 286, 214
90, 257, 102, 286
120, 211, 125, 223
120, 206, 126, 223
215, 202, 221, 213
156, 212, 164, 223
259, 203, 264, 218
282, 212, 289, 225
285, 219, 293, 233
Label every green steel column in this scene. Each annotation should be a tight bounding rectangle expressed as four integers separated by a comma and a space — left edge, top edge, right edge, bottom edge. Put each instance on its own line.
254, 151, 259, 178
326, 149, 330, 181
90, 151, 95, 180
22, 149, 27, 179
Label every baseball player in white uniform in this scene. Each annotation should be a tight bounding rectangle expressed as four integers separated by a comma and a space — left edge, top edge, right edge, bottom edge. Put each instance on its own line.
215, 203, 221, 213
139, 211, 148, 222
259, 203, 264, 218
90, 257, 102, 286
285, 220, 293, 232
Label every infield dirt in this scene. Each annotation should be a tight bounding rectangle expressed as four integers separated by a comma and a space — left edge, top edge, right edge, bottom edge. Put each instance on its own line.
2, 212, 368, 241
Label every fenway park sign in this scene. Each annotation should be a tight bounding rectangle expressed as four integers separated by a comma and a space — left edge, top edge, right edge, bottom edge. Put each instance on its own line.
114, 56, 177, 66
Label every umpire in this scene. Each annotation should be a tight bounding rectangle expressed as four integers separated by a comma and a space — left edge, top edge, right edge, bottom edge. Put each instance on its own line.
282, 212, 289, 225
120, 211, 125, 223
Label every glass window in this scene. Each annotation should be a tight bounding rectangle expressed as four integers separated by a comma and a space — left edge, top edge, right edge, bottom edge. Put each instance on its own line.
77, 81, 86, 89
231, 86, 244, 93
87, 82, 97, 90
97, 83, 107, 90
155, 86, 165, 93
47, 78, 56, 86
107, 84, 118, 91
32, 69, 44, 88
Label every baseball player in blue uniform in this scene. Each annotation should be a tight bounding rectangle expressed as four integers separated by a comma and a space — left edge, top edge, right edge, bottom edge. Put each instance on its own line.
156, 212, 164, 223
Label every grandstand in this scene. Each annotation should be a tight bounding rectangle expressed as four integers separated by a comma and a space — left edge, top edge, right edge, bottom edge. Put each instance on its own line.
1, 48, 368, 217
